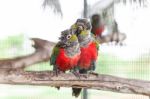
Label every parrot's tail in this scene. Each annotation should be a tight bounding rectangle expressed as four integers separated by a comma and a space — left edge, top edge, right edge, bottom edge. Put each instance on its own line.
72, 69, 87, 97
72, 88, 82, 98
56, 86, 60, 90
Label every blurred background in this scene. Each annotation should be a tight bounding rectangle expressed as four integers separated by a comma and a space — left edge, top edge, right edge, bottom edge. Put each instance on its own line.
0, 0, 150, 99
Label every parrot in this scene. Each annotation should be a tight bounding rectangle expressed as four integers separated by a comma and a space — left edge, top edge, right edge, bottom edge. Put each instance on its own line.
50, 29, 81, 75
71, 18, 99, 97
91, 14, 105, 37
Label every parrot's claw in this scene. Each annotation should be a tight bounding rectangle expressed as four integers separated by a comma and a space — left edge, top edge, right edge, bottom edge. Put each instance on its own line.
52, 70, 60, 77
72, 71, 87, 79
82, 74, 88, 78
72, 71, 81, 79
89, 71, 99, 76
52, 72, 57, 77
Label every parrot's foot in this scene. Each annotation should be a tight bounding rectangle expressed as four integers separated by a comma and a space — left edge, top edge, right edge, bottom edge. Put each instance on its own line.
52, 70, 61, 77
89, 71, 99, 76
72, 71, 87, 78
82, 74, 88, 78
72, 71, 81, 79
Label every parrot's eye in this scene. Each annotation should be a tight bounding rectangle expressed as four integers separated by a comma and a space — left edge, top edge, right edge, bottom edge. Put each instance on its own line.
66, 34, 71, 39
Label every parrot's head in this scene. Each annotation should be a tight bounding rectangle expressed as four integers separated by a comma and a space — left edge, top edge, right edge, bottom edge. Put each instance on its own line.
59, 29, 79, 47
71, 18, 91, 36
91, 14, 101, 26
92, 14, 100, 22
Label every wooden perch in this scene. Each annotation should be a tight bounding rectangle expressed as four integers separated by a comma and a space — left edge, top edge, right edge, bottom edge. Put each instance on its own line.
0, 69, 150, 96
0, 38, 148, 97
0, 38, 56, 69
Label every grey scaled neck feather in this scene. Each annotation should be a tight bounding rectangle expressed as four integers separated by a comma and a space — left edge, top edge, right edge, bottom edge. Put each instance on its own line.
64, 42, 80, 57
79, 33, 93, 47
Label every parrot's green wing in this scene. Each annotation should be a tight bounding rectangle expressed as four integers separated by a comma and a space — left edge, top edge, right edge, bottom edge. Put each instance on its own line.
50, 44, 60, 65
95, 40, 99, 51
91, 33, 99, 51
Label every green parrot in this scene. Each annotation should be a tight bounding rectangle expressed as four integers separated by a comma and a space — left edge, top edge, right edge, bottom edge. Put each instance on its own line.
71, 18, 99, 97
50, 29, 81, 75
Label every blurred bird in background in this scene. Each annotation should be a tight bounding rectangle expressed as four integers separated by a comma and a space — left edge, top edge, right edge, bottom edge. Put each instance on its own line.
91, 14, 105, 38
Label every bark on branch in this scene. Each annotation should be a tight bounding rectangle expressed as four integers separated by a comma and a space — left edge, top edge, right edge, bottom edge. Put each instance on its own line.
0, 70, 150, 96
0, 38, 56, 69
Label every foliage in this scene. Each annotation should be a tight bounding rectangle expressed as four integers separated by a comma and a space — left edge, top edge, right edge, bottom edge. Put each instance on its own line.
0, 34, 25, 58
0, 34, 24, 50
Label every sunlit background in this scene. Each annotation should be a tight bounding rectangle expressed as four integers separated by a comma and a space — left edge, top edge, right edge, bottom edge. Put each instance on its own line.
0, 0, 150, 99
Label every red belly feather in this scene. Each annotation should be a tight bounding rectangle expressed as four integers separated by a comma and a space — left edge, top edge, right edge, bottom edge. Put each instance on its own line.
78, 42, 98, 69
93, 26, 104, 36
56, 49, 80, 72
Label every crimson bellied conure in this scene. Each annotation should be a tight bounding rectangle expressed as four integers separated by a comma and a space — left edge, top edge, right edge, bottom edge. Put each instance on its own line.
50, 29, 81, 75
91, 14, 105, 37
71, 19, 99, 97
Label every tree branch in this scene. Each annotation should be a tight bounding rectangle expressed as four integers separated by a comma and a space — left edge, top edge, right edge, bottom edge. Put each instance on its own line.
0, 38, 56, 69
0, 37, 119, 70
0, 70, 150, 96
0, 38, 148, 97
